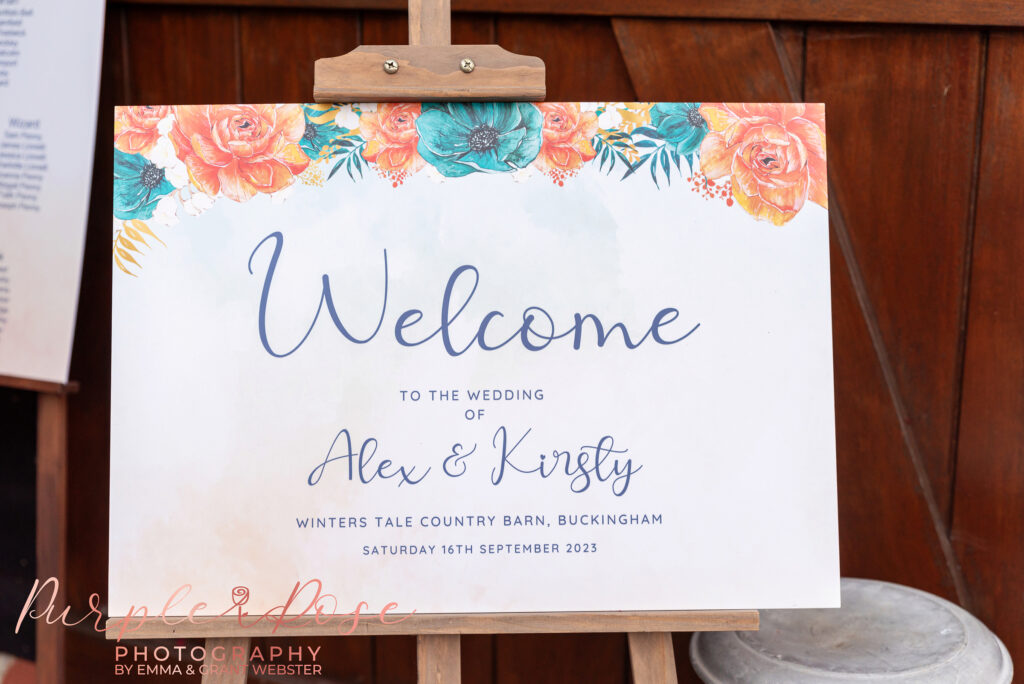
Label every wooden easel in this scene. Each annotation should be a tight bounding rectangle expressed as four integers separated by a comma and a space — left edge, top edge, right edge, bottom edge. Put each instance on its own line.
1, 374, 77, 684
107, 2, 759, 681
124, 610, 757, 684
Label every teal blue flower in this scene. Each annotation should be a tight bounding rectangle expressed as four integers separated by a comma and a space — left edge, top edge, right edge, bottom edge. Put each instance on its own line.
647, 103, 707, 158
415, 103, 542, 177
113, 149, 175, 220
299, 104, 341, 160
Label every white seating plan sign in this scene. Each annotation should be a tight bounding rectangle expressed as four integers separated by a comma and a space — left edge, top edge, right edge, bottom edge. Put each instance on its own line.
109, 102, 838, 616
0, 0, 105, 384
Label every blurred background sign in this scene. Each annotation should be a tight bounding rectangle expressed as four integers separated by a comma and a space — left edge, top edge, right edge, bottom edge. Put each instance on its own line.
0, 0, 105, 385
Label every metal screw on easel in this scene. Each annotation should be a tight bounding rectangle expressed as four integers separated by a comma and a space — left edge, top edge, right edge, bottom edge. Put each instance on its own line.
460, 58, 475, 73
383, 59, 399, 74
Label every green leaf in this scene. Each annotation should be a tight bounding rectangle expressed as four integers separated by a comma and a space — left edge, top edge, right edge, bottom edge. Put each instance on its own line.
621, 152, 651, 181
328, 157, 345, 180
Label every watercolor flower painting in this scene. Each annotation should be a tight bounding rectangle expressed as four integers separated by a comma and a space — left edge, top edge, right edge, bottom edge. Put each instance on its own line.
113, 149, 175, 221
415, 102, 543, 177
169, 104, 310, 202
647, 102, 708, 160
114, 105, 170, 155
699, 103, 827, 226
112, 102, 827, 276
298, 109, 341, 161
534, 103, 598, 176
360, 103, 425, 176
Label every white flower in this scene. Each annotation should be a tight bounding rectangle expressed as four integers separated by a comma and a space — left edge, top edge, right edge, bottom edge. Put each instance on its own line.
270, 183, 294, 205
183, 191, 214, 216
598, 105, 624, 131
147, 136, 188, 188
512, 165, 537, 183
151, 194, 179, 227
157, 114, 174, 136
423, 164, 446, 184
334, 106, 361, 130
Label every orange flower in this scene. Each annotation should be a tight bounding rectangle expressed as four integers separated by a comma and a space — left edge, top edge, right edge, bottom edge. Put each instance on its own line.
699, 103, 826, 226
360, 104, 424, 174
534, 103, 598, 172
114, 106, 170, 154
169, 104, 309, 202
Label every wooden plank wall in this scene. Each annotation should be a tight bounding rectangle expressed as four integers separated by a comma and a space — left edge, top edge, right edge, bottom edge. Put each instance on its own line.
53, 1, 1022, 681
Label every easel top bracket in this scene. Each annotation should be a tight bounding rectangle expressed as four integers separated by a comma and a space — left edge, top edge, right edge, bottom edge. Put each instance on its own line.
312, 0, 545, 102
315, 45, 545, 103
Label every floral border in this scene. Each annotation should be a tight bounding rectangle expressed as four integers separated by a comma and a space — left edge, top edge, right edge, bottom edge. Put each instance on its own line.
113, 102, 826, 276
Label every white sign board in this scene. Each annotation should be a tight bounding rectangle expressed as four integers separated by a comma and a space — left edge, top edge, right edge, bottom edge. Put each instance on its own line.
0, 0, 105, 384
110, 102, 838, 616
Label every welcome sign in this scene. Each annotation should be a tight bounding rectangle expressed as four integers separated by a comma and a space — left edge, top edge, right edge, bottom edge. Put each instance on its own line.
109, 102, 838, 616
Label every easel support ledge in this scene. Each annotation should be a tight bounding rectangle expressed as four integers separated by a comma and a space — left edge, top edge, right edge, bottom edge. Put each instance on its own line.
105, 610, 759, 639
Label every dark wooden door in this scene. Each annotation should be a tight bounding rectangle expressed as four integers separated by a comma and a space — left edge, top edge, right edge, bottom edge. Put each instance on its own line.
54, 2, 1023, 681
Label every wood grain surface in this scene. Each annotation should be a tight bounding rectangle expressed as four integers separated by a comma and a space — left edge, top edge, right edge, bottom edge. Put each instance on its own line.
628, 632, 679, 684
418, 634, 460, 684
35, 393, 68, 684
952, 28, 1024, 674
107, 0, 1024, 28
314, 45, 545, 101
806, 25, 984, 537
409, 0, 451, 45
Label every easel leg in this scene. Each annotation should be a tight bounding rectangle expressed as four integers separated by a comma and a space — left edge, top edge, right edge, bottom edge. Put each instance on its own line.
202, 637, 251, 684
417, 634, 461, 684
628, 632, 679, 684
36, 392, 68, 684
